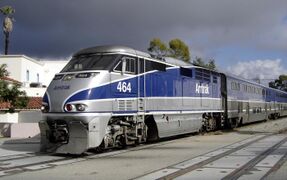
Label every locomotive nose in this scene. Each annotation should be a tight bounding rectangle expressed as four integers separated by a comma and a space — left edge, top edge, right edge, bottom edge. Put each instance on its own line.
44, 72, 101, 113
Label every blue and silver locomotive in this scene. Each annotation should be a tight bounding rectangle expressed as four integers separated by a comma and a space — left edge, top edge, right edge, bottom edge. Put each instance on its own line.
39, 45, 287, 154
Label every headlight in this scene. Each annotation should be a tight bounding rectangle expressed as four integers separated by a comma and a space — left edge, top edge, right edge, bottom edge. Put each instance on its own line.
65, 103, 87, 112
65, 104, 74, 112
41, 103, 49, 113
76, 104, 86, 111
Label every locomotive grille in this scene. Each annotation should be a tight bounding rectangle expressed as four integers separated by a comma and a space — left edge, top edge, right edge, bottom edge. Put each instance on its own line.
47, 120, 69, 144
118, 100, 133, 111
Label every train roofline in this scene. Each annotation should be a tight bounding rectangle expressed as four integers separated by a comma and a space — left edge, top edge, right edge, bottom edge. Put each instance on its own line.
71, 45, 287, 95
73, 45, 194, 68
222, 71, 287, 94
73, 45, 151, 59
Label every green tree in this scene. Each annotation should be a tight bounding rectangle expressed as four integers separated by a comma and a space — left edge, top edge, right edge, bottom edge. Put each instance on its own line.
148, 38, 190, 62
0, 82, 29, 112
193, 57, 206, 67
0, 5, 15, 55
269, 74, 287, 92
206, 59, 216, 70
279, 75, 287, 81
147, 38, 217, 69
193, 57, 217, 70
147, 38, 168, 57
168, 39, 190, 62
0, 64, 28, 112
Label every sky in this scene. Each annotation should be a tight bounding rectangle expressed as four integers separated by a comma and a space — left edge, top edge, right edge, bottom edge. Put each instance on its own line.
1, 0, 287, 83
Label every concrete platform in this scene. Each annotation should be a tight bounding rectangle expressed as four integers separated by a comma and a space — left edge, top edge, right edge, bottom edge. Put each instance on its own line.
0, 118, 286, 179
0, 136, 40, 157
0, 123, 40, 138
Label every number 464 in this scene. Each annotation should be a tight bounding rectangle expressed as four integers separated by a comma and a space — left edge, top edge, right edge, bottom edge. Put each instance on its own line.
117, 82, 132, 93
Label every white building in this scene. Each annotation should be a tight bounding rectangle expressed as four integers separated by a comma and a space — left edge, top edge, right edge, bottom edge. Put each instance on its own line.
42, 60, 69, 86
0, 55, 68, 97
0, 55, 44, 86
0, 55, 69, 137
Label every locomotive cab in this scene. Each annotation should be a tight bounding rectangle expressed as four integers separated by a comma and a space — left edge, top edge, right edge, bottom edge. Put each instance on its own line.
39, 46, 148, 154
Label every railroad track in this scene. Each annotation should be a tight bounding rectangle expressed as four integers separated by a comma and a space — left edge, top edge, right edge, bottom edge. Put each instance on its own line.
0, 130, 286, 179
0, 135, 193, 178
135, 133, 287, 180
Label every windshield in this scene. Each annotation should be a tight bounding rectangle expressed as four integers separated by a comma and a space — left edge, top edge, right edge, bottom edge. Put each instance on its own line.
61, 54, 118, 72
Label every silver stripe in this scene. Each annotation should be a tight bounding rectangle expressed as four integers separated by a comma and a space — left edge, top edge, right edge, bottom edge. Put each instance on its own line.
70, 97, 222, 104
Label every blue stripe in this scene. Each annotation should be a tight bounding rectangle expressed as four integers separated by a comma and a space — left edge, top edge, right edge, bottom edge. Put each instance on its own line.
43, 93, 49, 106
65, 68, 222, 104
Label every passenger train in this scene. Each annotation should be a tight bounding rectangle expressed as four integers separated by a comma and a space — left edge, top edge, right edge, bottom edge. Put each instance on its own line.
39, 46, 287, 154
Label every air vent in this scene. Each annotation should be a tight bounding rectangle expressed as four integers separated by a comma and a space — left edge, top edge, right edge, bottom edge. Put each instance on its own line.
118, 100, 133, 111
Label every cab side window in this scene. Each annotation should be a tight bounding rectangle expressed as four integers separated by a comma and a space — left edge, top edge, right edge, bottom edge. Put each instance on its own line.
125, 57, 136, 74
114, 56, 136, 74
145, 60, 167, 72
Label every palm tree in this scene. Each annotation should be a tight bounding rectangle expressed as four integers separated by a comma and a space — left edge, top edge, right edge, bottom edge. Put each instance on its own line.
0, 6, 15, 55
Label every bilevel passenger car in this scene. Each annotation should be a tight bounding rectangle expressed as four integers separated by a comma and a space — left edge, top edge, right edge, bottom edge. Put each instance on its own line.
39, 46, 287, 154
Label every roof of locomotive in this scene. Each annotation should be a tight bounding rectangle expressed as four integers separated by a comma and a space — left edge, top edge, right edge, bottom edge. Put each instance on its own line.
74, 45, 193, 67
71, 46, 287, 94
73, 45, 151, 58
164, 57, 192, 66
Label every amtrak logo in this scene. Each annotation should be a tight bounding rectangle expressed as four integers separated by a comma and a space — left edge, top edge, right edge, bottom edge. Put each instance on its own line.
196, 83, 209, 94
53, 85, 70, 90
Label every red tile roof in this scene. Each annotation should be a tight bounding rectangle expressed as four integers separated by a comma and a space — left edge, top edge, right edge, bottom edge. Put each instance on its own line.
0, 97, 43, 110
0, 102, 10, 110
27, 97, 42, 109
0, 77, 21, 84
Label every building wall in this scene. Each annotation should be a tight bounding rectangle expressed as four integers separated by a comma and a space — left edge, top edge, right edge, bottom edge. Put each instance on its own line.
0, 111, 42, 123
0, 55, 44, 87
0, 55, 22, 81
42, 60, 68, 86
20, 87, 46, 97
0, 55, 69, 96
20, 56, 44, 87
10, 123, 40, 138
0, 56, 64, 137
18, 111, 42, 123
0, 112, 19, 123
0, 123, 11, 137
0, 111, 42, 137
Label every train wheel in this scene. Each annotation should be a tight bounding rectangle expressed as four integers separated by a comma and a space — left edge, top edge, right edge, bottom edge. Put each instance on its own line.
228, 118, 239, 129
238, 118, 243, 127
145, 116, 159, 142
267, 114, 272, 120
90, 140, 105, 153
209, 117, 217, 131
274, 113, 278, 120
204, 116, 217, 132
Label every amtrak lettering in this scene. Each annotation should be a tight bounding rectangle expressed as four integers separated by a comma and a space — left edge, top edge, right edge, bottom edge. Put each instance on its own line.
53, 85, 70, 90
195, 83, 209, 94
